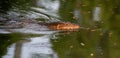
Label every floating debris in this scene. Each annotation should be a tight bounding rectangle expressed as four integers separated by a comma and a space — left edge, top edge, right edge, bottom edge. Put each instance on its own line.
109, 32, 113, 37
82, 4, 87, 7
72, 16, 77, 20
86, 28, 90, 30
91, 29, 96, 32
87, 11, 91, 13
69, 12, 73, 14
54, 40, 58, 42
80, 43, 85, 46
70, 45, 73, 48
90, 53, 94, 56
113, 43, 117, 46
100, 52, 103, 55
100, 33, 103, 36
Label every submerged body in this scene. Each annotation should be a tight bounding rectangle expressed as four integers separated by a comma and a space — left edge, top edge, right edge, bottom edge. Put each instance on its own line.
0, 19, 80, 31
43, 22, 79, 30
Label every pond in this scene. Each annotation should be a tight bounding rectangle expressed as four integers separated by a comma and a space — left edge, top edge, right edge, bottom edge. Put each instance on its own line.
0, 0, 120, 58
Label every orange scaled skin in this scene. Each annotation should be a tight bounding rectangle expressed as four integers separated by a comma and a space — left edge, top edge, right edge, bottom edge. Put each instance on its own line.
45, 22, 80, 30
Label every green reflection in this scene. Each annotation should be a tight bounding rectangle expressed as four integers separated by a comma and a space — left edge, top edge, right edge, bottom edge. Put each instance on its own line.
51, 29, 102, 58
51, 0, 120, 58
0, 0, 120, 58
59, 0, 77, 23
0, 0, 12, 13
0, 0, 34, 13
100, 0, 120, 58
0, 33, 43, 58
0, 33, 23, 58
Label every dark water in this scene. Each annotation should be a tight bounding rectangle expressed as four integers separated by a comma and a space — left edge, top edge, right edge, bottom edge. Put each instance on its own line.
0, 0, 120, 58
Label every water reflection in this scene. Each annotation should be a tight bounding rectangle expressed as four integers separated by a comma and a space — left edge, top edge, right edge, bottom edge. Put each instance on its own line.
93, 7, 101, 21
96, 30, 110, 58
2, 44, 16, 58
31, 0, 60, 22
2, 34, 58, 58
0, 0, 120, 58
36, 0, 59, 11
0, 0, 60, 22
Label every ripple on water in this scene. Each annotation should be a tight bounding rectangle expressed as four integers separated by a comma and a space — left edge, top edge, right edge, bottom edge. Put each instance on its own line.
10, 24, 58, 34
0, 29, 11, 34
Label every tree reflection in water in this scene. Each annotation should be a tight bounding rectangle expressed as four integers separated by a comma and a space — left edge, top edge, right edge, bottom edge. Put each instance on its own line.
0, 0, 120, 58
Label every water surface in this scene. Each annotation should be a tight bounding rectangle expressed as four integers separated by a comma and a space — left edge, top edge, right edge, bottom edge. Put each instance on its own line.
0, 0, 120, 58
